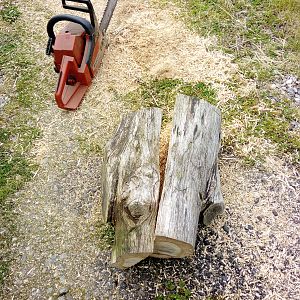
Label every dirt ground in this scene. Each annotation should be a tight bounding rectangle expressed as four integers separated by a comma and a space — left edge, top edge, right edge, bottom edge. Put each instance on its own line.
2, 0, 300, 299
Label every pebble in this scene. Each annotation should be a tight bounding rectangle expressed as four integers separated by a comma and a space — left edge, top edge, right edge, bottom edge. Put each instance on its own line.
0, 95, 9, 109
222, 224, 230, 234
287, 87, 295, 96
280, 75, 300, 104
286, 78, 293, 85
272, 210, 278, 216
245, 224, 254, 231
59, 287, 69, 296
289, 121, 300, 130
203, 237, 210, 245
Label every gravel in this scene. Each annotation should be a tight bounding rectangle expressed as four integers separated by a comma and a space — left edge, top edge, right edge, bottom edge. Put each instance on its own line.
278, 75, 300, 105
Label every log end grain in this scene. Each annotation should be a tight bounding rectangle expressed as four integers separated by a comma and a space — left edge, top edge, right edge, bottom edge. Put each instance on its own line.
111, 251, 150, 269
151, 236, 194, 258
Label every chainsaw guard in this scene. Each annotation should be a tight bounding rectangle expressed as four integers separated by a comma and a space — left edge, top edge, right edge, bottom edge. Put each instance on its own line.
55, 56, 90, 110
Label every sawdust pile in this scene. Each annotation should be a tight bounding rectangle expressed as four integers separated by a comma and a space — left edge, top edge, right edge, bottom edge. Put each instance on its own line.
89, 0, 237, 102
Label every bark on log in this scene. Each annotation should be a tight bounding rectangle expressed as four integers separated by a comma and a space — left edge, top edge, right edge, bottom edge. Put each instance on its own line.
102, 108, 162, 268
153, 94, 223, 258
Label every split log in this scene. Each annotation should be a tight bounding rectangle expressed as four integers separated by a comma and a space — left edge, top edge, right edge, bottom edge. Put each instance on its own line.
153, 94, 223, 258
102, 108, 162, 269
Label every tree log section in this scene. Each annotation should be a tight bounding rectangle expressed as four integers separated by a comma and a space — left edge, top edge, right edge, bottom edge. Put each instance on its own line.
102, 108, 162, 268
153, 94, 223, 258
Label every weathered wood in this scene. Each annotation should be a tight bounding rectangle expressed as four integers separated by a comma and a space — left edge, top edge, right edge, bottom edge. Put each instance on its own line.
102, 108, 162, 268
201, 167, 224, 226
153, 94, 223, 258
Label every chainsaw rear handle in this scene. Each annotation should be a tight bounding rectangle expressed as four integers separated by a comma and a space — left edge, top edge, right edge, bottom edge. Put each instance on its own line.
46, 14, 95, 65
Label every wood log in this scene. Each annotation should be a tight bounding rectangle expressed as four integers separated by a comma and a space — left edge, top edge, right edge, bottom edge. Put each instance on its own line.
201, 167, 224, 226
153, 94, 223, 258
102, 108, 162, 268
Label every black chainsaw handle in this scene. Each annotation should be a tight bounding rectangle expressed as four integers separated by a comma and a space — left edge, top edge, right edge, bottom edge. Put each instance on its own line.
47, 14, 94, 42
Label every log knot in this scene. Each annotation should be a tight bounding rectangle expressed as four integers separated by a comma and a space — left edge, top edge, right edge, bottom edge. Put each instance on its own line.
121, 166, 159, 227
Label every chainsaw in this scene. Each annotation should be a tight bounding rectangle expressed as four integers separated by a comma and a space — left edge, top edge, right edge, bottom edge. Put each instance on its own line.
46, 0, 118, 110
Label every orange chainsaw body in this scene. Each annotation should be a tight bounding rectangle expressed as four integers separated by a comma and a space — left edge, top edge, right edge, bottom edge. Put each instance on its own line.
46, 0, 108, 110
51, 23, 102, 110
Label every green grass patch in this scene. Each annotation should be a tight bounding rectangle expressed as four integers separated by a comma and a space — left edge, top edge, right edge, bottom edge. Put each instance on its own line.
155, 280, 192, 300
223, 92, 300, 163
92, 222, 115, 250
76, 135, 104, 155
124, 78, 216, 123
151, 0, 300, 164
163, 0, 300, 78
0, 1, 21, 23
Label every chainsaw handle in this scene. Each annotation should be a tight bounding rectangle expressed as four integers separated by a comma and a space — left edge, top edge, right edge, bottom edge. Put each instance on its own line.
47, 14, 94, 41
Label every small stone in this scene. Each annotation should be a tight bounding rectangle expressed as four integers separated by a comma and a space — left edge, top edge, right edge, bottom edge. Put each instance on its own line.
216, 252, 223, 259
120, 281, 127, 290
287, 87, 295, 96
257, 216, 263, 221
272, 210, 278, 216
203, 237, 210, 245
245, 224, 254, 231
222, 224, 230, 234
289, 121, 300, 130
59, 287, 69, 296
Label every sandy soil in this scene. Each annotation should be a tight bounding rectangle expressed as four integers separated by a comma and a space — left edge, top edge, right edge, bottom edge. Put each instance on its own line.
2, 0, 299, 299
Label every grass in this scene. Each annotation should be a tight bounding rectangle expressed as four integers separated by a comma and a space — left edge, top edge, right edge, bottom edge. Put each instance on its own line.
0, 2, 21, 23
166, 0, 300, 79
124, 78, 216, 123
155, 279, 192, 300
76, 135, 104, 155
92, 222, 115, 250
0, 0, 52, 288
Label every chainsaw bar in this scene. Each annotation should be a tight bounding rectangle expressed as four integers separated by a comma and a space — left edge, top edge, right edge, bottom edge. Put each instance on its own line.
100, 0, 118, 33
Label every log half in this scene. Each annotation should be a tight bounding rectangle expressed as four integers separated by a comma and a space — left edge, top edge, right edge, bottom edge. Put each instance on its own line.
153, 94, 223, 258
102, 108, 162, 268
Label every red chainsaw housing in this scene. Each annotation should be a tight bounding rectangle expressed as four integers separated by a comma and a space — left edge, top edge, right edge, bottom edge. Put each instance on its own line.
51, 23, 101, 110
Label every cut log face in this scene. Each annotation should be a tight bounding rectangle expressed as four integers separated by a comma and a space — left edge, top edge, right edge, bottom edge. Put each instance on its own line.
153, 94, 223, 258
102, 108, 162, 269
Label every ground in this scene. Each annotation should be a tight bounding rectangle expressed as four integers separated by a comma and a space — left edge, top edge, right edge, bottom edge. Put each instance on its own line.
0, 0, 299, 299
